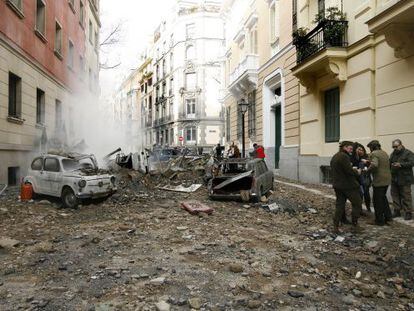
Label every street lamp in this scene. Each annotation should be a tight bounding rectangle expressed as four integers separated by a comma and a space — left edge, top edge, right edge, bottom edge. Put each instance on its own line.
239, 98, 249, 158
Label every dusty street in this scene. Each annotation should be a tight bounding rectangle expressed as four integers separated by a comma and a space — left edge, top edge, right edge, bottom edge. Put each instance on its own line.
1, 178, 413, 311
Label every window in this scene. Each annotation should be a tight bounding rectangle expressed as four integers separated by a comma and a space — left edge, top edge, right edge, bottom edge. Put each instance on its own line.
79, 1, 85, 25
248, 91, 256, 138
162, 59, 166, 76
8, 167, 20, 186
186, 45, 195, 60
186, 98, 196, 116
36, 88, 45, 125
44, 158, 60, 172
79, 55, 85, 77
95, 31, 99, 50
186, 126, 197, 142
270, 2, 276, 40
318, 0, 325, 16
185, 73, 196, 90
186, 23, 195, 39
169, 77, 174, 95
324, 87, 340, 143
292, 0, 298, 32
249, 28, 258, 54
89, 19, 93, 43
55, 99, 62, 129
148, 77, 152, 87
31, 158, 43, 171
89, 68, 93, 91
35, 0, 46, 36
226, 107, 231, 142
68, 40, 74, 68
8, 72, 22, 119
6, 0, 23, 17
68, 0, 75, 13
55, 22, 63, 56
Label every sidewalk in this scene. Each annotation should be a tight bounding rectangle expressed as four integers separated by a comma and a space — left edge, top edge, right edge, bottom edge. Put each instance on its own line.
275, 179, 414, 228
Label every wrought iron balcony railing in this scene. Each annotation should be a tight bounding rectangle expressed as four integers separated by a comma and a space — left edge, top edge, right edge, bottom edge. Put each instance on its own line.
293, 20, 348, 64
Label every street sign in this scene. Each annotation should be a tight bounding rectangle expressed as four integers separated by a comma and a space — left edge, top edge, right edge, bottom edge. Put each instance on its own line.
178, 136, 184, 142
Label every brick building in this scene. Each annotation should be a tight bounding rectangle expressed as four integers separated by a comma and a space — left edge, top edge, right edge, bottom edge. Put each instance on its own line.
0, 0, 100, 185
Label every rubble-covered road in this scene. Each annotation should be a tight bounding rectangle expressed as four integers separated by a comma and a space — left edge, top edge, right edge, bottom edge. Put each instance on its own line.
0, 179, 413, 311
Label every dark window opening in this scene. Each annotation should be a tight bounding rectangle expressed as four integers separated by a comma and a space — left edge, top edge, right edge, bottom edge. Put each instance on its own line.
36, 88, 45, 125
8, 72, 22, 118
321, 165, 332, 184
8, 167, 20, 186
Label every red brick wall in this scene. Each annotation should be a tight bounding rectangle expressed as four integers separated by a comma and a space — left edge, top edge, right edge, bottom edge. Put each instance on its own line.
0, 0, 87, 91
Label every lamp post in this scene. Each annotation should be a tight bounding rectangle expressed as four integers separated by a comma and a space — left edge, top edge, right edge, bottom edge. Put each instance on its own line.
239, 98, 249, 158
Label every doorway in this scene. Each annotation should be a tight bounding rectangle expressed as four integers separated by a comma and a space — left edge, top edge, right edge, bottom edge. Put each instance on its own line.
274, 105, 281, 168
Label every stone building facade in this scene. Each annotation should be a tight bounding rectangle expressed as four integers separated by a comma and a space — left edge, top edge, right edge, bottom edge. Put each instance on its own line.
222, 0, 300, 178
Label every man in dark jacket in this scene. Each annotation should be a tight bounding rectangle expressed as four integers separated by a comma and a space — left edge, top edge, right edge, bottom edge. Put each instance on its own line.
331, 141, 362, 233
367, 140, 392, 225
390, 139, 414, 220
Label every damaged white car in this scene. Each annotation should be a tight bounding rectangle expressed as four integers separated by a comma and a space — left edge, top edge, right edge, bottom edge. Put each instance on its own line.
24, 153, 117, 208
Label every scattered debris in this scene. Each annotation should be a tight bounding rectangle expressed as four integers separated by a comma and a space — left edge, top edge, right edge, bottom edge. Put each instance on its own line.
157, 184, 202, 193
181, 201, 214, 215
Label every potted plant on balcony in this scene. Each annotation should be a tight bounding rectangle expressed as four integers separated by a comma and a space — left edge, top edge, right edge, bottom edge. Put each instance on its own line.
292, 27, 319, 62
314, 7, 347, 47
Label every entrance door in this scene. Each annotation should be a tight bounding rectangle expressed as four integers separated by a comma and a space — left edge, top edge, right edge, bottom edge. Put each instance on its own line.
275, 105, 281, 168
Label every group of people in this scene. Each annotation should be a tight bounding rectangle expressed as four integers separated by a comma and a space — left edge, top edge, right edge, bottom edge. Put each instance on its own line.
331, 139, 414, 233
214, 142, 266, 160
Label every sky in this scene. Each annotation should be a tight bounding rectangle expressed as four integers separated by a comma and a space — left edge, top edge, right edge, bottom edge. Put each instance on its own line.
99, 0, 172, 100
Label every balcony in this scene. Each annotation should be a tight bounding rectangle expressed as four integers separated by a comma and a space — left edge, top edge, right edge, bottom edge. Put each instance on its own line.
293, 20, 348, 64
367, 0, 414, 58
154, 115, 173, 127
292, 20, 349, 91
179, 112, 199, 120
228, 54, 259, 98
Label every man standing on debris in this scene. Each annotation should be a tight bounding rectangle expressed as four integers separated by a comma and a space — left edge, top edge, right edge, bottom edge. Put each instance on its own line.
331, 141, 362, 233
214, 143, 223, 160
389, 139, 414, 220
252, 143, 265, 159
227, 142, 241, 159
366, 140, 392, 225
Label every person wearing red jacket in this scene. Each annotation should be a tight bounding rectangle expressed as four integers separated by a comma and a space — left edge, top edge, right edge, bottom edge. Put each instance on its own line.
253, 143, 265, 159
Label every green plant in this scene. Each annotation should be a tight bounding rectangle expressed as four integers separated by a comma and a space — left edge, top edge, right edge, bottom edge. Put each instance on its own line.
292, 27, 308, 45
313, 7, 347, 47
313, 6, 347, 24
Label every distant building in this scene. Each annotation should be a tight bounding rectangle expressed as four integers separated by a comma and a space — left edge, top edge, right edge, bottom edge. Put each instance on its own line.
117, 0, 225, 151
0, 0, 101, 185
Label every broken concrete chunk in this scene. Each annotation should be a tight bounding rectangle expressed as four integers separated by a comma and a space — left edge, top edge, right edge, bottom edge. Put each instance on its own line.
0, 237, 20, 249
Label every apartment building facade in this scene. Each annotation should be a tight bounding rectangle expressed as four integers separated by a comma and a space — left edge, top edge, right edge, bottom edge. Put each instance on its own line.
146, 0, 225, 149
0, 0, 100, 185
292, 0, 414, 184
222, 0, 300, 178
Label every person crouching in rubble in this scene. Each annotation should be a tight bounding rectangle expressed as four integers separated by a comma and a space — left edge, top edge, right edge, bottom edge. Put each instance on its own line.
331, 141, 363, 233
366, 140, 392, 226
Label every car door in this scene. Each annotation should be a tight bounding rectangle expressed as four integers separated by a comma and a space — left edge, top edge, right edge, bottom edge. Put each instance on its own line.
30, 157, 45, 193
43, 157, 62, 197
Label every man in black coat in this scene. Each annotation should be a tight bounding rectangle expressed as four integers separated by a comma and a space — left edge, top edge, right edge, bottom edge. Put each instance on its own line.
390, 139, 414, 220
331, 141, 362, 233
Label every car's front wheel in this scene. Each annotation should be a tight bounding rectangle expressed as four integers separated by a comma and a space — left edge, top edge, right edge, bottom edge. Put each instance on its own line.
61, 188, 79, 209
